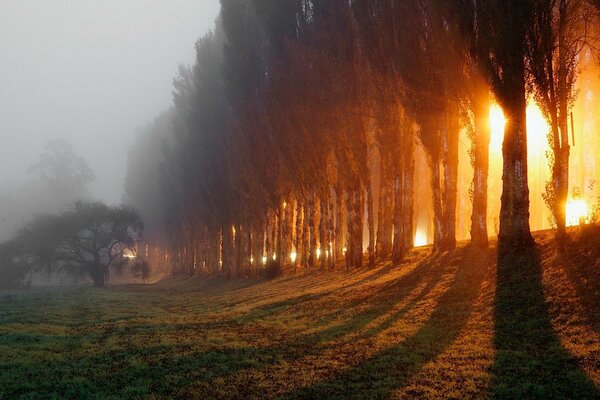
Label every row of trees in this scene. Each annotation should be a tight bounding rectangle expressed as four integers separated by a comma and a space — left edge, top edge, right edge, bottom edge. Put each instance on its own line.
126, 0, 600, 278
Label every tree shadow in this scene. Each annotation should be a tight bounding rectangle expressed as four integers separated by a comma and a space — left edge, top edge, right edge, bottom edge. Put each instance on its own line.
559, 229, 600, 335
492, 246, 600, 399
281, 246, 488, 399
232, 251, 443, 326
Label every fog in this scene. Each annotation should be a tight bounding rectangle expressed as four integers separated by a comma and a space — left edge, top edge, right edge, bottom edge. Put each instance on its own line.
0, 0, 220, 213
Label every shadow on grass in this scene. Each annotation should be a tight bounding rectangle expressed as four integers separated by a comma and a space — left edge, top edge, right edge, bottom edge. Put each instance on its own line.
492, 246, 600, 399
281, 246, 488, 399
561, 228, 600, 334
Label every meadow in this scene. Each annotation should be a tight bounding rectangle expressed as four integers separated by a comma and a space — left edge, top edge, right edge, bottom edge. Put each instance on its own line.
1, 229, 599, 399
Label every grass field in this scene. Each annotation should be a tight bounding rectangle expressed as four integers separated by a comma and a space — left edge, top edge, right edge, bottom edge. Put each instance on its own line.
1, 228, 599, 399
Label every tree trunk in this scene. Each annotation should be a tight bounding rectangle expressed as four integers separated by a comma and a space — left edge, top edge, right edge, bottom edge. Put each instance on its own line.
471, 93, 490, 248
441, 105, 459, 251
499, 89, 533, 251
327, 189, 335, 269
335, 185, 345, 260
429, 154, 444, 251
295, 200, 303, 273
402, 131, 415, 250
391, 160, 404, 262
367, 177, 376, 267
376, 157, 387, 259
319, 194, 327, 271
222, 225, 234, 278
308, 192, 316, 269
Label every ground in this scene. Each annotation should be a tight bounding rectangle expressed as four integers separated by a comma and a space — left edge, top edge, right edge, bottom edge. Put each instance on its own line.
1, 229, 599, 399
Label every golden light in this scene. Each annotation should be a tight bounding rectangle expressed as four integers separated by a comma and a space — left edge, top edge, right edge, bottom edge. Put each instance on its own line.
290, 252, 297, 263
566, 199, 590, 227
261, 256, 268, 265
489, 103, 506, 151
250, 256, 254, 264
122, 248, 137, 259
526, 103, 550, 150
414, 230, 428, 247
342, 247, 347, 255
488, 101, 549, 150
272, 253, 277, 261
316, 248, 321, 259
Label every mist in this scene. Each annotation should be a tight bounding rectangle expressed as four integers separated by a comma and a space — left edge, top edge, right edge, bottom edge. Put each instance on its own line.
0, 0, 220, 222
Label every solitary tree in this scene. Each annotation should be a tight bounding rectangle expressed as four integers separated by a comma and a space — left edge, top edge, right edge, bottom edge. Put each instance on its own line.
8, 201, 143, 287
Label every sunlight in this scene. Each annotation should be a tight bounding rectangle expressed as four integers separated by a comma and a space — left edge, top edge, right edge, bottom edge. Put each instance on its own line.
566, 199, 590, 227
526, 103, 550, 150
489, 103, 506, 151
414, 229, 428, 247
290, 252, 297, 263
489, 101, 549, 150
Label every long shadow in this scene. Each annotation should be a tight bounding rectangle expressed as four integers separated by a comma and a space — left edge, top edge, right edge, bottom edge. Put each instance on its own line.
560, 230, 600, 335
281, 246, 489, 399
492, 246, 600, 399
233, 252, 444, 326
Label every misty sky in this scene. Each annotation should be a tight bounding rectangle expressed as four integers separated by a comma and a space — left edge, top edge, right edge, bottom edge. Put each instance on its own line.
0, 0, 220, 203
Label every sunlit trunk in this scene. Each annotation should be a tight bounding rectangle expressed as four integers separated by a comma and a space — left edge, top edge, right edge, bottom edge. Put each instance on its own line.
376, 157, 387, 259
429, 154, 443, 251
308, 192, 316, 269
222, 225, 233, 278
319, 194, 327, 271
441, 106, 459, 251
235, 223, 242, 278
499, 83, 533, 250
327, 189, 335, 269
335, 185, 345, 261
295, 200, 303, 273
367, 177, 375, 267
391, 160, 403, 262
402, 131, 415, 250
301, 197, 310, 271
471, 92, 490, 248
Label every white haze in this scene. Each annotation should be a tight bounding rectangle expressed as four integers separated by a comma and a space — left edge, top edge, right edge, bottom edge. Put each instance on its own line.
0, 0, 220, 207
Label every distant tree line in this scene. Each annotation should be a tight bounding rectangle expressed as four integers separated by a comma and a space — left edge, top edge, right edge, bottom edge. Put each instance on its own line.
125, 0, 600, 278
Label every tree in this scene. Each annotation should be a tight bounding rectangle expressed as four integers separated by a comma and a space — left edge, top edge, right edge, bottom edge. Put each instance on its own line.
28, 139, 94, 206
6, 201, 143, 287
526, 0, 593, 250
478, 0, 535, 250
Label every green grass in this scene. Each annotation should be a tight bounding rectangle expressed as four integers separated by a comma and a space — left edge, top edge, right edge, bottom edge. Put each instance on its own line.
1, 229, 599, 399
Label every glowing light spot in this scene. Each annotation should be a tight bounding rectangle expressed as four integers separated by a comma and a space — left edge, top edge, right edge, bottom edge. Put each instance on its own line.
261, 256, 267, 265
566, 200, 590, 227
342, 247, 347, 255
316, 249, 321, 259
489, 103, 506, 151
272, 253, 277, 261
290, 252, 297, 263
414, 230, 428, 247
526, 103, 550, 150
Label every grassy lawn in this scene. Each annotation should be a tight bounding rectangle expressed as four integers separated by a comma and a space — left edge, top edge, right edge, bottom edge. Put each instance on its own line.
1, 229, 599, 399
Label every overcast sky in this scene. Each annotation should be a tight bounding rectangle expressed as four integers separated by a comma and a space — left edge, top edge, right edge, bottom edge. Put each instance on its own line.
0, 0, 220, 203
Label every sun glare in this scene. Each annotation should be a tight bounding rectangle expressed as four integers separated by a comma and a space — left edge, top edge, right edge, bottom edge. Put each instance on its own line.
414, 230, 428, 247
489, 103, 506, 150
566, 199, 590, 227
